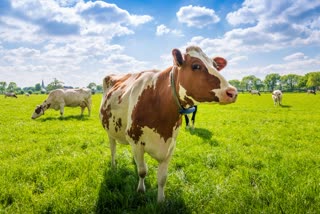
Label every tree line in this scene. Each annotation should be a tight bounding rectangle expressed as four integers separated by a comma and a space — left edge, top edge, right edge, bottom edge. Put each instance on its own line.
0, 78, 103, 95
229, 72, 320, 92
1, 72, 319, 95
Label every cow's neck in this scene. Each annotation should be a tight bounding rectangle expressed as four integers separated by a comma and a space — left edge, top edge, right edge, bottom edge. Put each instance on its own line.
170, 66, 196, 115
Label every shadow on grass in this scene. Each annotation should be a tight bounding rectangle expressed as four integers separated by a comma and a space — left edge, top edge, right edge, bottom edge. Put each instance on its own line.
186, 127, 212, 140
96, 161, 190, 214
280, 104, 292, 108
186, 127, 220, 146
38, 115, 89, 122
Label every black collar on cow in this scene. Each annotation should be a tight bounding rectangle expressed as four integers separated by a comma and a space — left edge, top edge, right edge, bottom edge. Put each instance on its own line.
170, 66, 196, 115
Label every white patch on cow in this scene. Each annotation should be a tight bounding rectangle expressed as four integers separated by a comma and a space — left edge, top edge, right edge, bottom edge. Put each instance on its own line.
178, 83, 199, 107
137, 126, 179, 162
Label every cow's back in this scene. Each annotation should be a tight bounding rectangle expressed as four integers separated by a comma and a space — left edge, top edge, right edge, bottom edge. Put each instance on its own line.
100, 70, 169, 144
63, 88, 91, 106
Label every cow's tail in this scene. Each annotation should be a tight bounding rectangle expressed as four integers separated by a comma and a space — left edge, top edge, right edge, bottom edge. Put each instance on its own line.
102, 75, 115, 95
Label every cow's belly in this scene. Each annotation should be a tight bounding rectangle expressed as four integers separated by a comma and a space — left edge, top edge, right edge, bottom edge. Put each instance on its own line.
65, 100, 83, 107
129, 126, 180, 162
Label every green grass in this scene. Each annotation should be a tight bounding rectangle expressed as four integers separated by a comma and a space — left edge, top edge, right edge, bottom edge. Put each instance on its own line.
0, 93, 319, 213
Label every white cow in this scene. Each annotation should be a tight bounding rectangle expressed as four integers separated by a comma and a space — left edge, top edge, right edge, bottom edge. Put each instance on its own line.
272, 90, 282, 106
4, 92, 18, 98
31, 88, 92, 119
249, 90, 261, 96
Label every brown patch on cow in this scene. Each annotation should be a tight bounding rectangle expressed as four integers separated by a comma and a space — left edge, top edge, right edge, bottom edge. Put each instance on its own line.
100, 104, 112, 129
35, 106, 42, 114
128, 70, 181, 143
114, 118, 122, 132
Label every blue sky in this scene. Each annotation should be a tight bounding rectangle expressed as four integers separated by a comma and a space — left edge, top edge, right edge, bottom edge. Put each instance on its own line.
0, 0, 320, 88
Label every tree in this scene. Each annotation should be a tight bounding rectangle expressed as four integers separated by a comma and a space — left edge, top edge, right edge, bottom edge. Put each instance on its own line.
264, 73, 281, 91
96, 85, 103, 93
0, 81, 6, 94
228, 80, 241, 90
35, 83, 42, 91
87, 82, 97, 90
280, 74, 302, 91
7, 82, 17, 92
240, 75, 263, 91
306, 72, 320, 90
46, 78, 64, 91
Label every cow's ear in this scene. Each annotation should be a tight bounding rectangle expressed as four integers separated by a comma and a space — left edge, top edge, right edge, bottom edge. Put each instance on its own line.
213, 57, 227, 71
172, 49, 184, 67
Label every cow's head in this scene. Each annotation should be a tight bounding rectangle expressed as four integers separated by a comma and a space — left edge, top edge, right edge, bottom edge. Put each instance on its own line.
31, 101, 51, 119
172, 46, 237, 106
31, 105, 45, 119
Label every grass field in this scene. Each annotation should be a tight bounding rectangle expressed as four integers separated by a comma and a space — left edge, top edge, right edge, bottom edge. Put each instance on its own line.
0, 92, 319, 213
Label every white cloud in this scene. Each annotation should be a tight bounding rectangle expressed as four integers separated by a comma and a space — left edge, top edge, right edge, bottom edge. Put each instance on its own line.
283, 52, 307, 61
76, 1, 152, 26
176, 5, 220, 28
226, 0, 263, 26
229, 56, 248, 65
156, 24, 183, 36
156, 24, 170, 36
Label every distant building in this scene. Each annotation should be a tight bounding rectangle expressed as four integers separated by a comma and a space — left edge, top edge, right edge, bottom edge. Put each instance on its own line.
41, 80, 47, 93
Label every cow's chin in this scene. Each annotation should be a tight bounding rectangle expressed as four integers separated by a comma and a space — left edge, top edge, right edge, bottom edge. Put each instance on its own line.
31, 114, 42, 119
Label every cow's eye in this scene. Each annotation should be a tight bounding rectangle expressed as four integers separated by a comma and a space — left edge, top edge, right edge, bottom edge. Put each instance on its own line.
192, 64, 201, 70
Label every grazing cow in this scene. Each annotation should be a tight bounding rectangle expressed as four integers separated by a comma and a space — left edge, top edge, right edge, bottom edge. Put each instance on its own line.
4, 92, 17, 98
307, 90, 316, 95
25, 93, 30, 97
249, 90, 261, 96
99, 46, 238, 202
31, 88, 92, 119
272, 90, 282, 106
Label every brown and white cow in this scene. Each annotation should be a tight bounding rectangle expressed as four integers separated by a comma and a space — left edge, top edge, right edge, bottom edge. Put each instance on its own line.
31, 88, 92, 119
4, 92, 18, 98
272, 90, 282, 106
99, 46, 237, 202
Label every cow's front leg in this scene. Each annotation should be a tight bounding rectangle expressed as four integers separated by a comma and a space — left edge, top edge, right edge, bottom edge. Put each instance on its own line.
80, 106, 85, 116
60, 104, 64, 116
132, 144, 147, 193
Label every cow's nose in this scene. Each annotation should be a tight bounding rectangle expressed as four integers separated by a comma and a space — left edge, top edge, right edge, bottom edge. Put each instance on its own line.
226, 87, 238, 100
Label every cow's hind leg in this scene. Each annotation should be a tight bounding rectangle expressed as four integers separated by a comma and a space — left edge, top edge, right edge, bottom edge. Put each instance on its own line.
87, 99, 92, 116
109, 137, 117, 167
157, 158, 170, 203
132, 145, 147, 193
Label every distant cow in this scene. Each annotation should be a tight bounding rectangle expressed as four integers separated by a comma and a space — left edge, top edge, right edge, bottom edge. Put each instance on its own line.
32, 88, 92, 119
100, 46, 238, 202
249, 90, 261, 96
272, 90, 282, 106
307, 90, 316, 95
4, 92, 17, 98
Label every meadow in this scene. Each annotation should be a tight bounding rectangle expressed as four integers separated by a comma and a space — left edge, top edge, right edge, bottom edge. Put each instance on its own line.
0, 92, 319, 213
